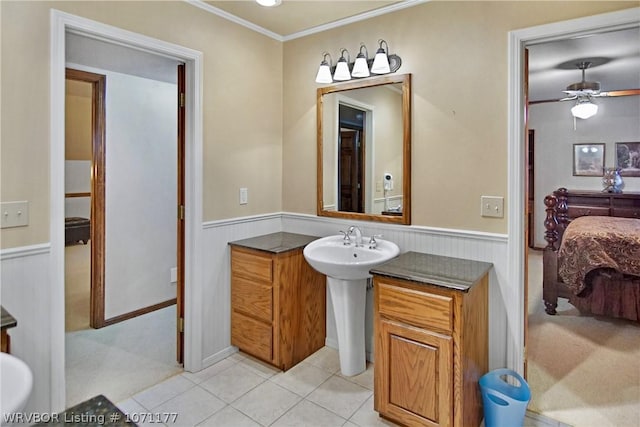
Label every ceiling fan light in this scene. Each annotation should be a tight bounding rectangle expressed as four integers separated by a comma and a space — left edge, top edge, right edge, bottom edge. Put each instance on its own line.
571, 99, 598, 119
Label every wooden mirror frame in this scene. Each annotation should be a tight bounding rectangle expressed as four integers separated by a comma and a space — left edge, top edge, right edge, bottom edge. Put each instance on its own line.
317, 73, 411, 224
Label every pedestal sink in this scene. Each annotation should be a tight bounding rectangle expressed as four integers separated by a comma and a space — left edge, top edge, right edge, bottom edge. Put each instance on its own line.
1, 352, 33, 423
303, 232, 399, 376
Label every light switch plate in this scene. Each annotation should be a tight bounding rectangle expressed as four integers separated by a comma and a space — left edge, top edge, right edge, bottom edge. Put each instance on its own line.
239, 188, 248, 205
1, 201, 29, 228
481, 196, 504, 218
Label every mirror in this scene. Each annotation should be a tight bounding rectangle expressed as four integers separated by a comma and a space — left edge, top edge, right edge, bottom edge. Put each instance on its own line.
317, 73, 411, 224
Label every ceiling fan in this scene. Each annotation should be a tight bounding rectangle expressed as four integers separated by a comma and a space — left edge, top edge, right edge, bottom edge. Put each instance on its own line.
561, 61, 637, 101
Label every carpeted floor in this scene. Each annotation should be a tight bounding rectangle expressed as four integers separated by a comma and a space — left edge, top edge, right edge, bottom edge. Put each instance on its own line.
527, 250, 640, 427
65, 243, 182, 407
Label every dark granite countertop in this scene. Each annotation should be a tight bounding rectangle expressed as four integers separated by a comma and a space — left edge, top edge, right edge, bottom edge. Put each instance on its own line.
370, 251, 493, 292
35, 395, 136, 426
1, 305, 17, 330
229, 232, 320, 254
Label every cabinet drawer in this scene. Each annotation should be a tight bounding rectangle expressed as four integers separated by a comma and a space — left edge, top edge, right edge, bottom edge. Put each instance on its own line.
232, 275, 272, 322
568, 206, 610, 218
377, 282, 453, 333
231, 248, 272, 282
612, 208, 640, 219
231, 311, 272, 362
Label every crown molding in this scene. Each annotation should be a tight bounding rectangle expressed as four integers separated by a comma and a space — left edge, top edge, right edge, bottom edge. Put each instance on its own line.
186, 0, 284, 41
186, 0, 431, 42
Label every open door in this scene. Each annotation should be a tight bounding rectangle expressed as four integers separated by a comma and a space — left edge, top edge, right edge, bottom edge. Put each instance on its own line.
176, 63, 186, 364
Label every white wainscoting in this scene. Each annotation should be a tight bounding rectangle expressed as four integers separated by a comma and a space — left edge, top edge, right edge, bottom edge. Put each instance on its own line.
0, 212, 510, 414
201, 212, 509, 371
1, 244, 53, 413
200, 214, 282, 366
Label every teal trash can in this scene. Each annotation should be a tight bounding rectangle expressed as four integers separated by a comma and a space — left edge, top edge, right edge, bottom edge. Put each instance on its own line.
479, 369, 531, 427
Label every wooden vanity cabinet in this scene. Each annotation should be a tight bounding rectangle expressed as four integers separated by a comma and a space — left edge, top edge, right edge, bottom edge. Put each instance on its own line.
373, 274, 488, 427
230, 245, 326, 371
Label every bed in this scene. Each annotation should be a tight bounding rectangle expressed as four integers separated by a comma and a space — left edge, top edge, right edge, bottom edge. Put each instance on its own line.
542, 187, 640, 321
65, 217, 91, 245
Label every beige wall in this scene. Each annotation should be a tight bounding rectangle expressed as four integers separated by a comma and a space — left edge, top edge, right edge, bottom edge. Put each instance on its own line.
0, 0, 283, 249
65, 80, 92, 161
282, 1, 636, 234
1, 1, 635, 249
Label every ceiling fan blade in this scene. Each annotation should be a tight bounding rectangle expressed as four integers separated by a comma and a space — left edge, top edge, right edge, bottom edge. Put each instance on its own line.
559, 96, 577, 101
596, 89, 640, 98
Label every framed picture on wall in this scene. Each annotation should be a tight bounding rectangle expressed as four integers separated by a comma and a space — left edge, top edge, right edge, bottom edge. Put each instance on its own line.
615, 142, 640, 177
573, 143, 605, 176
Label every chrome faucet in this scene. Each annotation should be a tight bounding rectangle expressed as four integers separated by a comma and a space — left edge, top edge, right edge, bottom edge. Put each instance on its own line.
348, 226, 363, 247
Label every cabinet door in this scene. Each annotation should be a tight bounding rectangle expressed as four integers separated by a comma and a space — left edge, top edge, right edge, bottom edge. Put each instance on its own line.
375, 319, 453, 427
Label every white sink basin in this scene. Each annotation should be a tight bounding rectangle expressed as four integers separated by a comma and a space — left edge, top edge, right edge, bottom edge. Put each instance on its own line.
304, 232, 399, 376
1, 352, 33, 419
303, 234, 399, 280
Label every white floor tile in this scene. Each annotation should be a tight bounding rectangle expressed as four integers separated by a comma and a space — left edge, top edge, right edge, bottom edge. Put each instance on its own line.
307, 376, 372, 420
231, 381, 301, 426
151, 386, 225, 427
116, 398, 159, 427
199, 364, 265, 403
348, 395, 397, 427
182, 357, 237, 385
271, 399, 346, 427
133, 374, 195, 410
302, 346, 342, 374
235, 353, 282, 379
197, 405, 261, 427
339, 362, 374, 390
270, 361, 333, 397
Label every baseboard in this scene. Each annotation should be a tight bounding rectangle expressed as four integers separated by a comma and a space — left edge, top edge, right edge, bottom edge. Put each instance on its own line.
103, 298, 176, 327
200, 346, 239, 371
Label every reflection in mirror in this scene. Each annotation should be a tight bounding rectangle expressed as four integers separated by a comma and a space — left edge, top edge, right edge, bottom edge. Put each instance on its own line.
317, 74, 411, 224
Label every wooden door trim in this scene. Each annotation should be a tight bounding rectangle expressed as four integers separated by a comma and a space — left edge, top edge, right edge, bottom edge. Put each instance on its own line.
66, 68, 106, 329
177, 63, 186, 364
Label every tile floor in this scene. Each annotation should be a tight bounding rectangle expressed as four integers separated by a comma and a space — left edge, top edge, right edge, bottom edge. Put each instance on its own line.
116, 346, 566, 427
117, 347, 387, 427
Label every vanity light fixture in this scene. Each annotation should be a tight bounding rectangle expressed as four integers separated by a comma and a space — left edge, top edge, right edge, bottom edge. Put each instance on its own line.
351, 44, 370, 78
571, 96, 598, 119
371, 39, 391, 74
315, 52, 334, 84
256, 0, 281, 6
333, 49, 352, 81
314, 39, 401, 83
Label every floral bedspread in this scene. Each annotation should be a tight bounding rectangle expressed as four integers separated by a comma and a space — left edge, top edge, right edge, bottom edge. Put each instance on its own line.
558, 216, 640, 294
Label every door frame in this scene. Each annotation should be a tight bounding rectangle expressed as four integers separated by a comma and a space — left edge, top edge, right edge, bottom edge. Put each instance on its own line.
64, 68, 107, 329
507, 7, 640, 374
50, 10, 204, 411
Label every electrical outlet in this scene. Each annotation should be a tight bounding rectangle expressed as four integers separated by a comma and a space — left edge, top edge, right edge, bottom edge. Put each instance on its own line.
481, 196, 504, 218
1, 201, 29, 228
239, 188, 248, 205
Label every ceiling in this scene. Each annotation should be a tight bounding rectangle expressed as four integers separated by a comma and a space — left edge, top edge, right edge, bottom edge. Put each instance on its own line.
201, 0, 408, 38
528, 26, 640, 102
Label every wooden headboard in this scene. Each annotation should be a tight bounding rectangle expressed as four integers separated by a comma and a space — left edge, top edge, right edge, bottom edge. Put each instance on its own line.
544, 187, 640, 251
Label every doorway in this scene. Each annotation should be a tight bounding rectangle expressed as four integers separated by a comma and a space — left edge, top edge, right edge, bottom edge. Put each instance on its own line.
63, 39, 184, 406
510, 7, 640, 425
51, 10, 204, 411
338, 104, 366, 212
